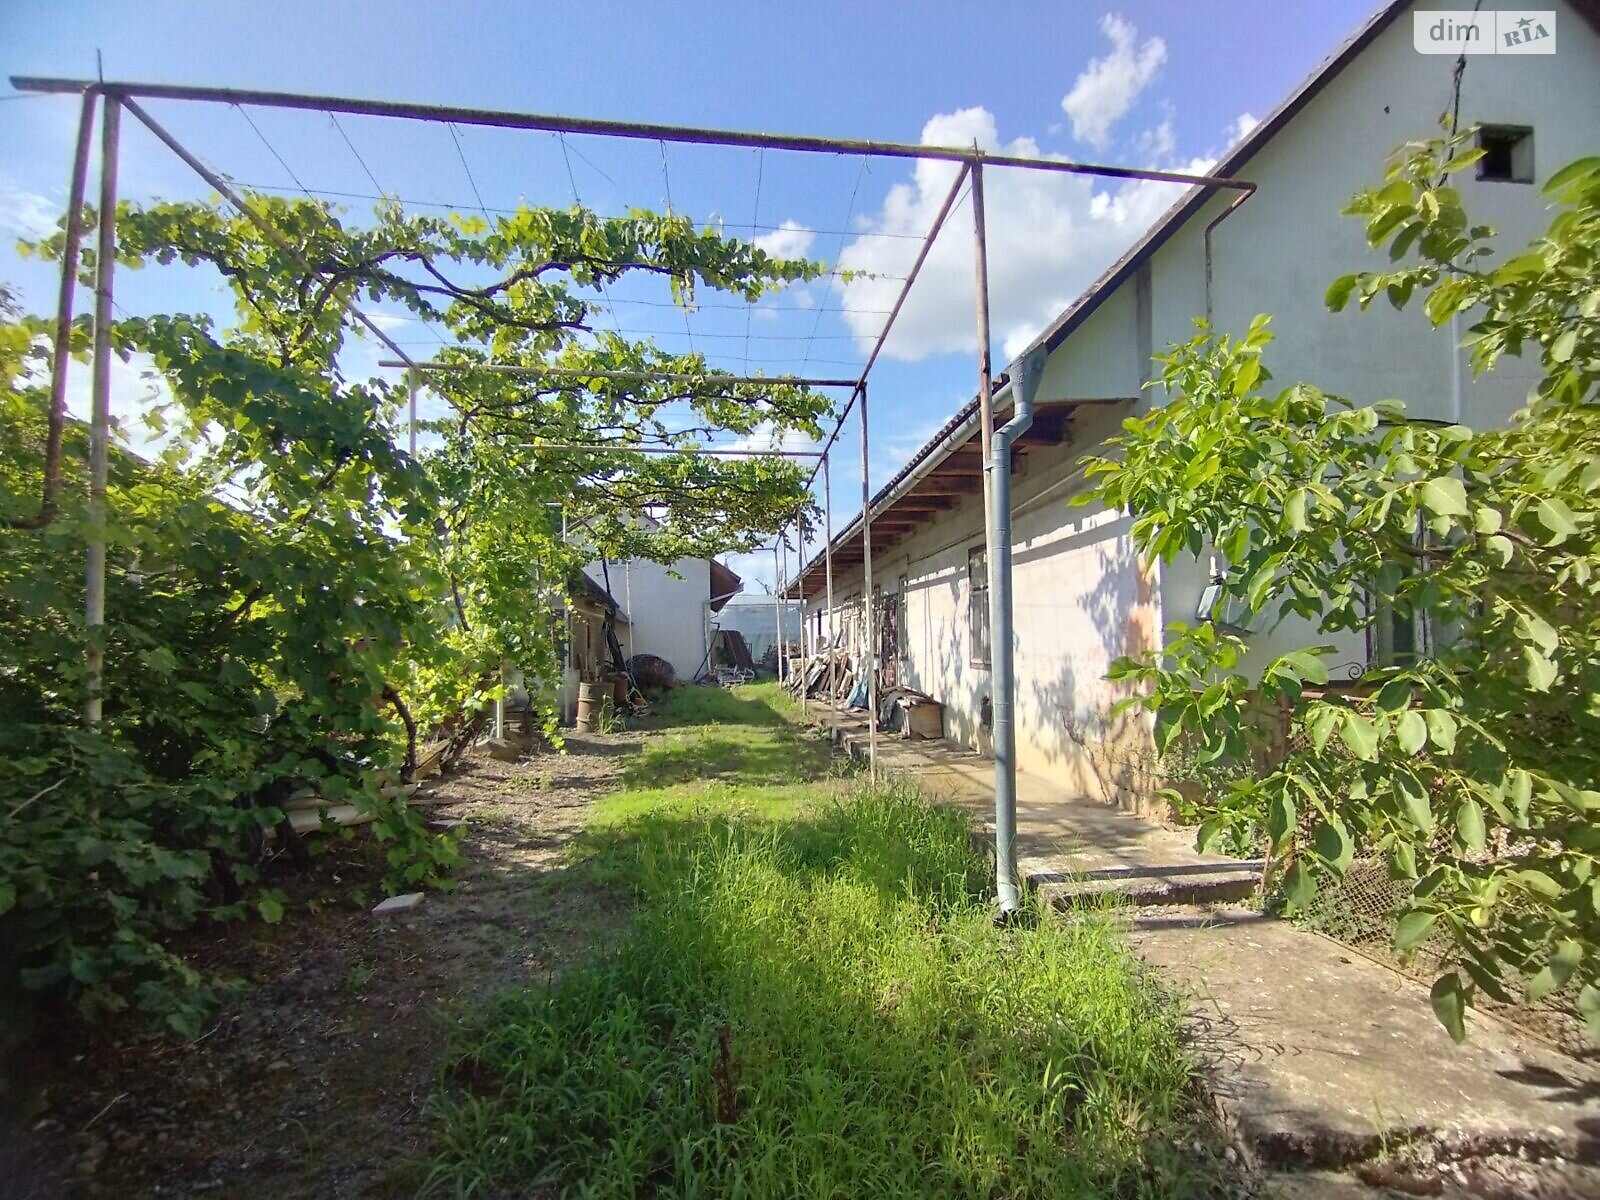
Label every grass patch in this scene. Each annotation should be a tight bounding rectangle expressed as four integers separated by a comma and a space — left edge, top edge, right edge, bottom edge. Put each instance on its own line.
610, 682, 828, 808
643, 681, 798, 729
425, 687, 1215, 1197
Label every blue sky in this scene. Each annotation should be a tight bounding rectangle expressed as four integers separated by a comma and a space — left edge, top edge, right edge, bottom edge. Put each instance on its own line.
0, 0, 1378, 588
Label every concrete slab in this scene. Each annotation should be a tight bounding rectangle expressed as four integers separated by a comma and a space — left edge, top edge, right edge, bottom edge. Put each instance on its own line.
1129, 904, 1600, 1168
371, 892, 425, 916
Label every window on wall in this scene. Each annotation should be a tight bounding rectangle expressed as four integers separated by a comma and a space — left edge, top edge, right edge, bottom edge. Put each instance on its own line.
1368, 552, 1434, 667
1371, 598, 1431, 666
968, 546, 990, 667
1476, 125, 1534, 183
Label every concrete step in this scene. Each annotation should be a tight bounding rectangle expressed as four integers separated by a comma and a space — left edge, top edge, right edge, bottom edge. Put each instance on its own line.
1028, 859, 1265, 908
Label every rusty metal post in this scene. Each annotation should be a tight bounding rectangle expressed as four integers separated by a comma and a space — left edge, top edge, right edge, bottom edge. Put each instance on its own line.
972, 159, 995, 534
779, 532, 790, 681
84, 94, 120, 727
794, 512, 806, 669
407, 368, 418, 457
17, 90, 98, 530
771, 541, 782, 681
823, 452, 837, 736
859, 383, 877, 781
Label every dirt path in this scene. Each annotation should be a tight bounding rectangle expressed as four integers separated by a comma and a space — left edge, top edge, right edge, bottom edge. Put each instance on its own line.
4, 731, 644, 1199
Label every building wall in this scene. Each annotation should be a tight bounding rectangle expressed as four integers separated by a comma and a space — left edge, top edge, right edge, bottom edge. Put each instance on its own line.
807, 0, 1599, 806
1156, 0, 1600, 672
602, 556, 712, 681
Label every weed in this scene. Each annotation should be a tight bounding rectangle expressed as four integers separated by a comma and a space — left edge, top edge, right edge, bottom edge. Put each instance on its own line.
425, 692, 1216, 1199
344, 960, 376, 994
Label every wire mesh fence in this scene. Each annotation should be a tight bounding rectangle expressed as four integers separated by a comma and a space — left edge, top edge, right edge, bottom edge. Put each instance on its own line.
1274, 710, 1595, 1060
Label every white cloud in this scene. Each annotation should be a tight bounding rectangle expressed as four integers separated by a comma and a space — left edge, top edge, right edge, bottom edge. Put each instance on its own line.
1229, 112, 1262, 145
41, 349, 174, 457
720, 548, 779, 594
1061, 14, 1168, 150
1135, 119, 1176, 160
753, 219, 816, 261
835, 105, 1216, 363
0, 176, 60, 242
365, 309, 416, 333
725, 420, 822, 456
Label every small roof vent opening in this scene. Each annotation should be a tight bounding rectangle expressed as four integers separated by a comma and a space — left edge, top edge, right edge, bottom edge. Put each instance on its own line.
1476, 125, 1534, 183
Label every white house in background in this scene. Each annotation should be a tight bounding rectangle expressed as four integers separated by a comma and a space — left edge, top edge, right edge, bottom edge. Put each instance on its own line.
558, 553, 741, 717
788, 0, 1600, 808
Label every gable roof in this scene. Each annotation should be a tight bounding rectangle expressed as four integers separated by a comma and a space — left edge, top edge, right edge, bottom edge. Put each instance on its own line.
784, 0, 1418, 597
709, 559, 743, 611
573, 571, 628, 622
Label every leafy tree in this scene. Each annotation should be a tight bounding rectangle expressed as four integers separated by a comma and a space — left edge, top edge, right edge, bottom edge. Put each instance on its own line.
1085, 133, 1600, 1042
1, 194, 830, 1032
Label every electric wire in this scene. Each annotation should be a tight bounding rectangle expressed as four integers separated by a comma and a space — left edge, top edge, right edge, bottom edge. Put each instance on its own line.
802, 154, 868, 380
241, 102, 450, 352
216, 179, 927, 238
447, 122, 490, 219
743, 148, 764, 372
657, 139, 693, 355
557, 131, 627, 339
328, 112, 384, 196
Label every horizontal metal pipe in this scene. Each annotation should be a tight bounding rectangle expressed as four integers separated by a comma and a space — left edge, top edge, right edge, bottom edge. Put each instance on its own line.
376, 359, 855, 388
12, 76, 1256, 192
512, 443, 823, 458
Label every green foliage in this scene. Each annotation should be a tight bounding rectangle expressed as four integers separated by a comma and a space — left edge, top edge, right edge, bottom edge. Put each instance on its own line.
427, 762, 1211, 1197
2, 192, 834, 1033
1085, 133, 1600, 1041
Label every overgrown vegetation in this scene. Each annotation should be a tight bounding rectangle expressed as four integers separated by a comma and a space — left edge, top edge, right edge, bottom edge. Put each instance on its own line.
1, 188, 831, 1032
425, 686, 1216, 1198
1088, 133, 1600, 1042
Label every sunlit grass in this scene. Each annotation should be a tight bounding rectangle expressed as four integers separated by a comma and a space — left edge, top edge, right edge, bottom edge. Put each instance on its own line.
424, 682, 1216, 1197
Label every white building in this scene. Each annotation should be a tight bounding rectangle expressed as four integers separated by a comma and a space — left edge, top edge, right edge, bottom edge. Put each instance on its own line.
556, 552, 742, 718
789, 0, 1600, 808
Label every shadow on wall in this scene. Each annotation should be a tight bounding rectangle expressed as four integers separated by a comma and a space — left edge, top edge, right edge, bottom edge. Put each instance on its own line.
1015, 513, 1167, 815
910, 561, 993, 757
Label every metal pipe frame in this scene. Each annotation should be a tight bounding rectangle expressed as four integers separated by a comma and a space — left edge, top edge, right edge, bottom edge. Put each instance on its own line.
13, 76, 1259, 195
24, 73, 1255, 549
23, 74, 1262, 804
84, 95, 120, 726
377, 360, 859, 390
513, 443, 823, 459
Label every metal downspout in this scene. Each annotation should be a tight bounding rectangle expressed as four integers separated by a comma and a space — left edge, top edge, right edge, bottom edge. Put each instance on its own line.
985, 347, 1047, 913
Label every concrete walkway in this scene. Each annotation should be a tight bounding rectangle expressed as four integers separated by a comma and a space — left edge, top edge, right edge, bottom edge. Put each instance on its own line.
806, 700, 1600, 1189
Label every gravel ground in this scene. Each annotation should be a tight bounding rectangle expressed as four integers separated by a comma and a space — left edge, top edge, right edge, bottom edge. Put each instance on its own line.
1, 730, 644, 1200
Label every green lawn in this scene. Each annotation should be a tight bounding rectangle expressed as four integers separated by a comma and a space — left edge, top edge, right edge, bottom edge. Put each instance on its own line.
425, 684, 1219, 1198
